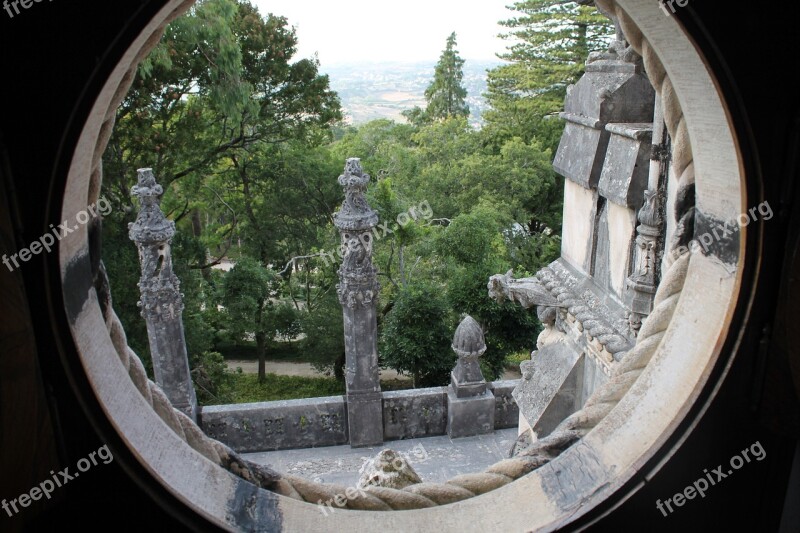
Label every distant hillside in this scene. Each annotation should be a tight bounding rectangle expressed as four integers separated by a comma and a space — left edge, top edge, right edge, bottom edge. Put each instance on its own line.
321, 60, 502, 128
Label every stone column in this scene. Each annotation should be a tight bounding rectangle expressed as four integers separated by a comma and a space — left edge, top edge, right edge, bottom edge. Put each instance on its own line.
128, 168, 198, 422
447, 316, 495, 438
334, 158, 383, 447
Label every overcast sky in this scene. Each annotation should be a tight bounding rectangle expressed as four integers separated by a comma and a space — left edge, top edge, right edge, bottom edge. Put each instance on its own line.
250, 0, 514, 65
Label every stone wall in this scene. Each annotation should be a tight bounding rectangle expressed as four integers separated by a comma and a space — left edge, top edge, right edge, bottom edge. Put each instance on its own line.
489, 380, 520, 430
382, 387, 448, 440
201, 396, 349, 453
201, 380, 519, 453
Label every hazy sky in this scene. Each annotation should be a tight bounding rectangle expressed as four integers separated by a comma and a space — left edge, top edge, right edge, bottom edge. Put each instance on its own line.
251, 0, 514, 65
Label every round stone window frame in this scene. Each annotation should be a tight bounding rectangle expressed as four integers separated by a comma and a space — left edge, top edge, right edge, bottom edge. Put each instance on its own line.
58, 0, 751, 530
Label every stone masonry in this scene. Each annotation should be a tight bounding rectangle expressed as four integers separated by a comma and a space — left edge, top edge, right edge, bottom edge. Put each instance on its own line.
334, 158, 384, 447
129, 168, 198, 422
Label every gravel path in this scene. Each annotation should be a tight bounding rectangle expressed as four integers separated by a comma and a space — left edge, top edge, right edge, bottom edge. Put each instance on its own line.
225, 360, 409, 380
225, 360, 522, 381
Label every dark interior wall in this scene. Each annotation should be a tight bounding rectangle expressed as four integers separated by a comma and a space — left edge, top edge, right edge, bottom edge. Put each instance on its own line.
0, 1, 798, 532
0, 2, 205, 531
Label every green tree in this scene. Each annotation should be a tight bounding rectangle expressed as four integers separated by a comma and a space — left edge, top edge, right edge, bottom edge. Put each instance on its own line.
447, 262, 539, 379
190, 351, 235, 405
380, 282, 455, 387
221, 258, 300, 382
484, 0, 613, 152
403, 32, 469, 124
103, 0, 341, 205
223, 141, 341, 266
298, 289, 346, 380
331, 119, 418, 181
437, 207, 539, 379
101, 0, 342, 279
101, 0, 343, 384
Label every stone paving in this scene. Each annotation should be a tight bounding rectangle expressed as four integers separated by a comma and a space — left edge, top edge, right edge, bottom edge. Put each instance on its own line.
243, 427, 519, 487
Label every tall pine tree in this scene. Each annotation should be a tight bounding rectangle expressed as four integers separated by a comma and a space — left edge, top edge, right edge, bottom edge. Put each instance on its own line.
403, 32, 469, 125
483, 0, 613, 152
426, 32, 470, 120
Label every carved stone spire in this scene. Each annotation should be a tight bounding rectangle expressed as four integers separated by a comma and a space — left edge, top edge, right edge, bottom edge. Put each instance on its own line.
129, 168, 197, 421
334, 158, 380, 309
625, 188, 663, 336
333, 158, 383, 447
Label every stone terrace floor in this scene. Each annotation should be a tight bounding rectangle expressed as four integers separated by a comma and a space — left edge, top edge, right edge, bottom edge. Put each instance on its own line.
243, 428, 519, 487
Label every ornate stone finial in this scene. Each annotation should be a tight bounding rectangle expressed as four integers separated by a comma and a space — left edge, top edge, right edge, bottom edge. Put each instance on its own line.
128, 169, 182, 320
128, 168, 175, 245
626, 189, 664, 336
334, 158, 378, 232
637, 189, 660, 227
334, 158, 380, 310
452, 315, 487, 358
127, 168, 197, 421
450, 316, 487, 398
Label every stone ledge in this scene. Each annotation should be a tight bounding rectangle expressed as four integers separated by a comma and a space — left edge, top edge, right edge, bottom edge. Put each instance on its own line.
202, 382, 520, 453
383, 387, 448, 440
200, 396, 349, 453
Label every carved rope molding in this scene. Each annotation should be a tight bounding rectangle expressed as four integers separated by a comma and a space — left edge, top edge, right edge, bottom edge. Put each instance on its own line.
536, 263, 633, 355
91, 0, 696, 512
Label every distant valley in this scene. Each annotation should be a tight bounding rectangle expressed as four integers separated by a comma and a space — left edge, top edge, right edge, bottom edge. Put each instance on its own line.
321, 60, 502, 127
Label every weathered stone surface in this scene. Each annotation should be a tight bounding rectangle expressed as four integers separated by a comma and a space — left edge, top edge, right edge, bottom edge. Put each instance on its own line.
347, 392, 384, 448
356, 449, 423, 489
513, 342, 582, 439
447, 388, 495, 439
200, 396, 348, 453
492, 257, 635, 411
605, 201, 639, 302
539, 259, 633, 357
242, 429, 517, 488
553, 122, 607, 190
203, 380, 519, 453
450, 315, 488, 397
598, 123, 653, 208
553, 57, 654, 189
334, 158, 384, 447
561, 180, 598, 272
488, 270, 564, 310
128, 168, 197, 421
577, 350, 613, 409
383, 388, 447, 440
341, 305, 381, 394
593, 199, 612, 293
489, 380, 520, 430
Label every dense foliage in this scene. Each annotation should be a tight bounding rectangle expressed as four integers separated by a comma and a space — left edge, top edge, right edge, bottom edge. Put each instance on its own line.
484, 0, 614, 153
380, 282, 455, 388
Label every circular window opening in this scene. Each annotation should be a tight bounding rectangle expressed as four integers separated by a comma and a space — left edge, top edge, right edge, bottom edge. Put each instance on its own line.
59, 0, 748, 530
